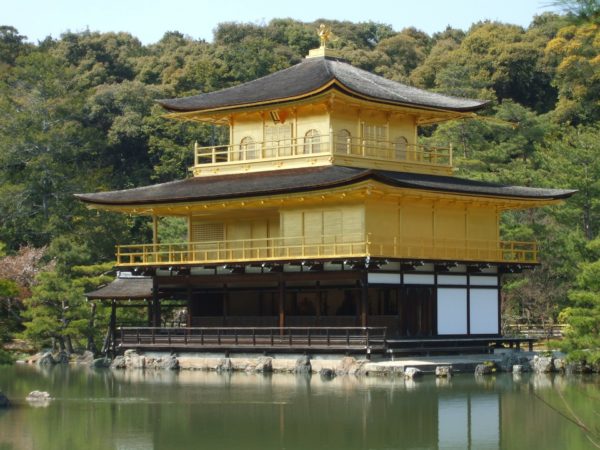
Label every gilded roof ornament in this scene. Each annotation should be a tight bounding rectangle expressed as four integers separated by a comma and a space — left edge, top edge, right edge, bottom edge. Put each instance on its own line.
307, 24, 340, 59
317, 24, 332, 47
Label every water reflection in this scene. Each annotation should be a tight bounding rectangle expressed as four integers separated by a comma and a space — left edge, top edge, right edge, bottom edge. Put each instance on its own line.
0, 366, 598, 450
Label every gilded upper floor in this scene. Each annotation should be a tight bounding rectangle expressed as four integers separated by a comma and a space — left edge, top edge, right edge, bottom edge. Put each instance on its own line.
76, 166, 575, 267
158, 55, 488, 177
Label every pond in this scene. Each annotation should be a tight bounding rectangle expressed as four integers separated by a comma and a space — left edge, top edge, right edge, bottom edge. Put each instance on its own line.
0, 365, 598, 449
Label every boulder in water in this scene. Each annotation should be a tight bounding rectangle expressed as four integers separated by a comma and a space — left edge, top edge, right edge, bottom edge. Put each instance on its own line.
294, 355, 311, 374
37, 352, 55, 366
435, 366, 453, 378
404, 367, 423, 379
26, 391, 51, 407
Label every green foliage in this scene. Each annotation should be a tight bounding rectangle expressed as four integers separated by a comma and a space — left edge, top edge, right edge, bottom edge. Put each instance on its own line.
0, 348, 13, 365
560, 257, 600, 363
20, 271, 87, 351
158, 217, 188, 244
545, 22, 600, 123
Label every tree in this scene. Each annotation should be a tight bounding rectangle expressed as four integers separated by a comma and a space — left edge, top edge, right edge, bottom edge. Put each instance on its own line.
544, 22, 600, 123
0, 278, 19, 342
560, 245, 600, 363
20, 271, 88, 353
549, 0, 600, 24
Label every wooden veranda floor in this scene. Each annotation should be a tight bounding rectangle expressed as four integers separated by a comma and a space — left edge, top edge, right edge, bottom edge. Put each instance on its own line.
115, 326, 388, 355
110, 326, 536, 356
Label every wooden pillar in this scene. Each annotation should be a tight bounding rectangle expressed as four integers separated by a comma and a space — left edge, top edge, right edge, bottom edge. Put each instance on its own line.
223, 283, 228, 326
278, 278, 285, 330
110, 299, 117, 354
186, 281, 192, 327
152, 215, 159, 246
361, 269, 368, 327
152, 277, 161, 327
147, 299, 153, 326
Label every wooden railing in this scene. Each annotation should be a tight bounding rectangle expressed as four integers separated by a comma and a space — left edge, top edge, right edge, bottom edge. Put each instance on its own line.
505, 324, 566, 339
194, 135, 452, 168
115, 234, 537, 266
116, 326, 388, 352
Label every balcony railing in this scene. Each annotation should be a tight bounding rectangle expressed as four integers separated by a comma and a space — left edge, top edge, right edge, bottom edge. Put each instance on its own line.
115, 234, 537, 267
193, 135, 452, 169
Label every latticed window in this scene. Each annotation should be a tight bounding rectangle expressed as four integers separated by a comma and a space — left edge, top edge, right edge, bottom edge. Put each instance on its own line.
190, 222, 225, 243
393, 136, 408, 160
362, 123, 386, 157
303, 129, 320, 154
264, 123, 292, 157
240, 136, 257, 160
335, 129, 351, 154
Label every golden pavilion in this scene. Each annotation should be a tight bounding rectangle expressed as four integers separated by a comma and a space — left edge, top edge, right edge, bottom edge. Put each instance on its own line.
80, 37, 575, 355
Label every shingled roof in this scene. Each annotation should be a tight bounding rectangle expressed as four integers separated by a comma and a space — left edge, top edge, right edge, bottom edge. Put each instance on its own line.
85, 276, 153, 300
158, 56, 488, 113
75, 166, 576, 206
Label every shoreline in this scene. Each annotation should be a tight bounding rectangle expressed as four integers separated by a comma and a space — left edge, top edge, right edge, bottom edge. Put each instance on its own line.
17, 348, 600, 377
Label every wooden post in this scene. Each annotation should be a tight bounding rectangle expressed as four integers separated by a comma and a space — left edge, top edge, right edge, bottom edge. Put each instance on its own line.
152, 215, 158, 245
152, 277, 161, 327
186, 282, 192, 327
361, 269, 368, 327
147, 298, 153, 327
110, 299, 117, 355
278, 278, 285, 331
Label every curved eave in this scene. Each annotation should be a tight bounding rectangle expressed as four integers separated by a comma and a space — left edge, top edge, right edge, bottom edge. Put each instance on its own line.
74, 168, 577, 213
161, 81, 488, 121
74, 170, 371, 208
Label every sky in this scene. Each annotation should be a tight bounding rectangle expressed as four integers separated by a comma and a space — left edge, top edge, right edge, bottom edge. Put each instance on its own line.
5, 0, 558, 44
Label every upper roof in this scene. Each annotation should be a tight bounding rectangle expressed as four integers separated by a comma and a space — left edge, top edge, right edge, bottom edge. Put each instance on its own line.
158, 56, 488, 114
75, 166, 576, 206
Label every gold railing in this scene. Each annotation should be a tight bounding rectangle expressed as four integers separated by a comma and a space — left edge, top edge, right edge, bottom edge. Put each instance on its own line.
367, 238, 537, 264
116, 234, 368, 266
194, 135, 452, 168
116, 234, 537, 266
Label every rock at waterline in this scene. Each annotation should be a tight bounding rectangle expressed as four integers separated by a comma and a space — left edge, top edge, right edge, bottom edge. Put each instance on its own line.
37, 352, 55, 366
26, 391, 51, 407
216, 358, 233, 373
530, 356, 554, 374
474, 363, 496, 376
404, 367, 423, 379
76, 351, 95, 365
110, 355, 126, 370
91, 357, 111, 369
319, 368, 335, 380
435, 366, 453, 378
0, 392, 10, 408
294, 355, 312, 374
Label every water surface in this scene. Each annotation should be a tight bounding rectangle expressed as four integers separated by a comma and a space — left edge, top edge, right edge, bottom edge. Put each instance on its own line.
0, 365, 598, 449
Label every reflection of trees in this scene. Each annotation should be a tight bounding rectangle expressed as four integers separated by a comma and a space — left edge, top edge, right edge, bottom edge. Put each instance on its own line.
530, 375, 600, 448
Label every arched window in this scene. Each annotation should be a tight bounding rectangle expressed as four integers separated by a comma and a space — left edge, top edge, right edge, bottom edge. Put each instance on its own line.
393, 136, 408, 160
240, 136, 257, 160
335, 129, 351, 154
303, 129, 321, 154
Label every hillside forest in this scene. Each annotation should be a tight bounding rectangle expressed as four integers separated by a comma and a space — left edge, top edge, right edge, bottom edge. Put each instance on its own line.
0, 5, 599, 361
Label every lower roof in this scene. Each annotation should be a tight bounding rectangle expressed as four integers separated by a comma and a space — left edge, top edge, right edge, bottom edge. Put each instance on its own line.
75, 166, 575, 207
85, 277, 153, 300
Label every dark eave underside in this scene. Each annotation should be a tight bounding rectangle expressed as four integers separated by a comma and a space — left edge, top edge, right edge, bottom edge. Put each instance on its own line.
75, 166, 576, 207
85, 277, 153, 300
158, 57, 488, 113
